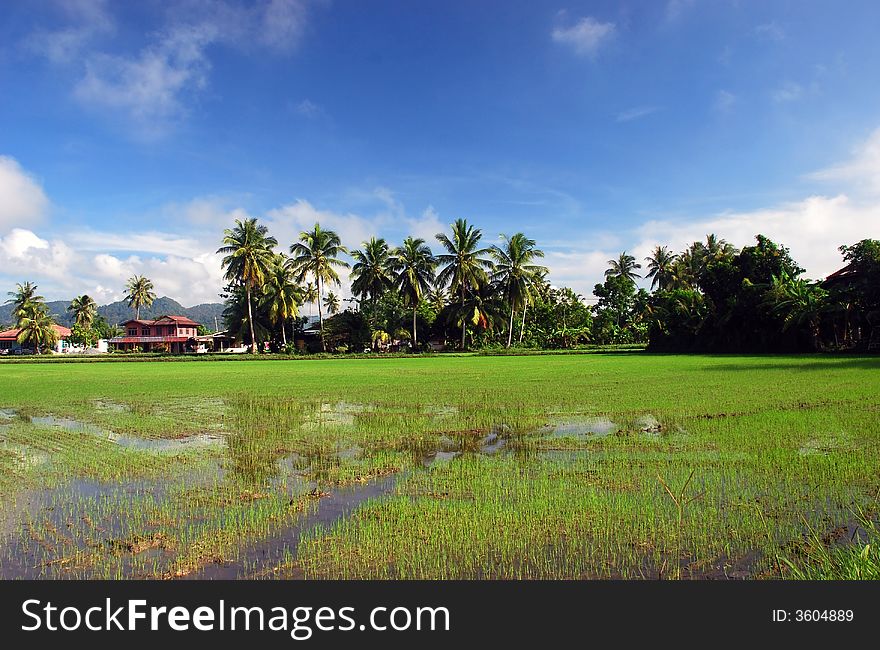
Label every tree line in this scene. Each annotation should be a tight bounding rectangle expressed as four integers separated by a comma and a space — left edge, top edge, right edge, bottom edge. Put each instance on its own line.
216, 216, 880, 354
5, 220, 878, 354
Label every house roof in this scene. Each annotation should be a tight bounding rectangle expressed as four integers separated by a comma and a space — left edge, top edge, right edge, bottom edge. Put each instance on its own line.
0, 323, 72, 341
121, 315, 200, 327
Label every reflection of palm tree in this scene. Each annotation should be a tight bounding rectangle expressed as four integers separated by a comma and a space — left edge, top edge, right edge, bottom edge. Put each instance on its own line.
123, 275, 156, 320
435, 219, 493, 350
490, 233, 547, 347
68, 294, 98, 329
289, 223, 349, 352
217, 217, 277, 353
350, 237, 394, 308
392, 236, 436, 347
645, 246, 678, 291
605, 252, 641, 285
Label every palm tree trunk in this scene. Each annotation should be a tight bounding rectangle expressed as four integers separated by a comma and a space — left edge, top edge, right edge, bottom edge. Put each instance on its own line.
507, 304, 514, 348
460, 285, 466, 350
519, 301, 527, 343
317, 277, 325, 352
246, 287, 257, 354
412, 305, 418, 348
281, 319, 287, 346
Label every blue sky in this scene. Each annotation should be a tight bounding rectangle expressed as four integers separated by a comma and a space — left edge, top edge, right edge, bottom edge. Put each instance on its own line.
1, 0, 879, 306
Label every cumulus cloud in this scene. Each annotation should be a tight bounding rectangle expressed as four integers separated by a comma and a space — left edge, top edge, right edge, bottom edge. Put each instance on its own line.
266, 199, 379, 252
809, 127, 880, 195
631, 194, 872, 282
552, 17, 615, 57
0, 156, 50, 230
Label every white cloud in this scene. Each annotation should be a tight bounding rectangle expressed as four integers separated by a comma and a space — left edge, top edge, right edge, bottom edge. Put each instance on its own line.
295, 99, 322, 118
714, 89, 736, 113
631, 194, 871, 282
266, 199, 379, 252
754, 22, 785, 41
30, 0, 313, 138
615, 106, 660, 123
74, 25, 215, 137
0, 156, 50, 230
552, 17, 615, 57
665, 0, 696, 23
406, 206, 445, 242
24, 0, 115, 64
772, 81, 803, 103
809, 127, 880, 195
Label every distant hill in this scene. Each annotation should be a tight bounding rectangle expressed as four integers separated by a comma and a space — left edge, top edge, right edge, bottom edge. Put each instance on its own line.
0, 296, 225, 330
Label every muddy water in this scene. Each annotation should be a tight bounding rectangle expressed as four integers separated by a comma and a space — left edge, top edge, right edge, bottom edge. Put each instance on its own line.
0, 405, 664, 579
188, 474, 398, 580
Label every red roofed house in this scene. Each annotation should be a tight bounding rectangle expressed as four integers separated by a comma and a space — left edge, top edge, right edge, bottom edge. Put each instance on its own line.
109, 315, 200, 353
0, 323, 72, 354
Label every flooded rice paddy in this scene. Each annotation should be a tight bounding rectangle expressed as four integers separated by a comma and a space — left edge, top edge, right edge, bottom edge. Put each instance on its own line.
0, 354, 878, 579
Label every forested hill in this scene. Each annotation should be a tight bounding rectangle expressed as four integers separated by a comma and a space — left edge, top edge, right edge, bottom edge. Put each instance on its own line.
0, 296, 224, 329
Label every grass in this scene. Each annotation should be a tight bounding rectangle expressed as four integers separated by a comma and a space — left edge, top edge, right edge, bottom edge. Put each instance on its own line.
0, 353, 878, 579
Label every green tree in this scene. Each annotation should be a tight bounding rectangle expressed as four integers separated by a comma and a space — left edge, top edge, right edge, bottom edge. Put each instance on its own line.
123, 275, 157, 320
262, 254, 301, 346
289, 224, 350, 351
435, 219, 493, 350
645, 246, 678, 291
6, 281, 43, 327
217, 217, 278, 353
489, 233, 547, 347
391, 236, 436, 347
67, 294, 98, 330
605, 251, 642, 285
16, 305, 58, 354
324, 291, 340, 315
767, 273, 829, 350
350, 237, 394, 308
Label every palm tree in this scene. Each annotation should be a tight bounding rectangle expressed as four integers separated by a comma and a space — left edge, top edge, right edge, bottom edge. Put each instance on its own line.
350, 237, 394, 308
490, 233, 547, 347
428, 288, 447, 314
124, 275, 157, 320
217, 217, 278, 353
6, 282, 43, 326
289, 223, 349, 351
435, 219, 493, 349
605, 252, 642, 285
324, 291, 340, 315
67, 294, 98, 330
645, 246, 678, 291
16, 305, 58, 354
520, 268, 548, 343
303, 282, 319, 317
392, 236, 436, 347
768, 274, 828, 350
262, 254, 300, 346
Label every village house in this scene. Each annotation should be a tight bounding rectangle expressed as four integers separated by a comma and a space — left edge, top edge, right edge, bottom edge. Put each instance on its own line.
109, 315, 200, 353
0, 323, 72, 354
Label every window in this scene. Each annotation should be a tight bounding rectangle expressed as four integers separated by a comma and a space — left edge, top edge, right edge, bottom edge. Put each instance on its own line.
142, 328, 151, 336
128, 328, 137, 336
